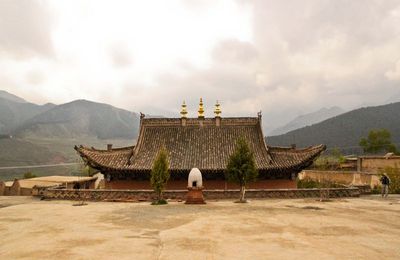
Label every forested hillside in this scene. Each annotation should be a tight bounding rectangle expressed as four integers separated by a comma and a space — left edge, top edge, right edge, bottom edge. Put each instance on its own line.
267, 102, 400, 154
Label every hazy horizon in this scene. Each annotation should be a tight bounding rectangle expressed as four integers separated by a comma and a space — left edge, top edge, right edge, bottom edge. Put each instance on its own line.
1, 0, 400, 129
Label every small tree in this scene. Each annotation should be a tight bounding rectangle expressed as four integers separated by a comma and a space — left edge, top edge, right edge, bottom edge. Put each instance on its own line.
150, 147, 170, 204
359, 129, 398, 154
226, 137, 258, 203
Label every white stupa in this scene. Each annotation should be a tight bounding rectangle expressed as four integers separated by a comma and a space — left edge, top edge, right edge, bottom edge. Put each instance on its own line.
188, 168, 203, 188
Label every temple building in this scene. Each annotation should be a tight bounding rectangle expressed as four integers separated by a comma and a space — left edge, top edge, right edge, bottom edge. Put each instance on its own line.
75, 99, 326, 190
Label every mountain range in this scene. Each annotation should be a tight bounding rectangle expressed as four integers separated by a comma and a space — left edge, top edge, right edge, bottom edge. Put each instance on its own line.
267, 102, 400, 154
0, 91, 139, 139
2, 89, 399, 157
269, 106, 346, 136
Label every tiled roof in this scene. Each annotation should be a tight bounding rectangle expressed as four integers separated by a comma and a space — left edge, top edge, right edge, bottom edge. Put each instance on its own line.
75, 117, 326, 174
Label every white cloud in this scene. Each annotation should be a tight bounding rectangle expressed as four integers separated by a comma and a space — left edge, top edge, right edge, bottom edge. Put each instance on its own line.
385, 60, 400, 81
1, 0, 400, 130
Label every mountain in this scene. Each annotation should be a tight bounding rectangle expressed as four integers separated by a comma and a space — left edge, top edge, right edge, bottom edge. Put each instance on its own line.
0, 97, 55, 134
386, 91, 400, 104
267, 102, 400, 154
269, 106, 345, 136
17, 99, 140, 139
0, 90, 27, 103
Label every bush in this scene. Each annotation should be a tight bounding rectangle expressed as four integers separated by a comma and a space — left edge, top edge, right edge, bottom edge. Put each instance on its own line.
23, 172, 37, 179
151, 199, 168, 205
150, 147, 170, 204
312, 156, 341, 170
297, 177, 345, 189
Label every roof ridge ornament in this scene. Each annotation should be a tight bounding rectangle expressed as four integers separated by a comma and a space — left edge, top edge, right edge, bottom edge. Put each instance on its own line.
214, 100, 221, 118
180, 100, 188, 119
198, 98, 205, 119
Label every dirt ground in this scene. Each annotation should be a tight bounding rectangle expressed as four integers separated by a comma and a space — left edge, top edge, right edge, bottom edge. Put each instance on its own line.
0, 196, 399, 260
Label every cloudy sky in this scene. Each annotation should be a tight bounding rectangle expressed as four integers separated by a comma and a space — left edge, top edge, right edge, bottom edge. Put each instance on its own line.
1, 0, 400, 131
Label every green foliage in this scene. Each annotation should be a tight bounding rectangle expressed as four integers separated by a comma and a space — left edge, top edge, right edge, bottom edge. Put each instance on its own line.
78, 165, 97, 177
150, 147, 170, 203
331, 147, 346, 164
312, 155, 342, 170
226, 137, 258, 201
378, 166, 400, 194
23, 172, 37, 179
359, 129, 398, 154
297, 177, 344, 189
151, 199, 168, 205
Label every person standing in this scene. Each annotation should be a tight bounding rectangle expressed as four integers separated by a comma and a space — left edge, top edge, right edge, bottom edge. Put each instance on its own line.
380, 173, 390, 198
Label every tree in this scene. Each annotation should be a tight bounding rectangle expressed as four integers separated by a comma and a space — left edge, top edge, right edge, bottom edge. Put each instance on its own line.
225, 137, 258, 202
359, 129, 398, 154
150, 147, 170, 204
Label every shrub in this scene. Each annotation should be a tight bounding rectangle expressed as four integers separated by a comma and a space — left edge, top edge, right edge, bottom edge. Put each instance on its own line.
150, 147, 170, 204
151, 199, 168, 205
23, 172, 37, 179
225, 137, 258, 202
297, 177, 345, 189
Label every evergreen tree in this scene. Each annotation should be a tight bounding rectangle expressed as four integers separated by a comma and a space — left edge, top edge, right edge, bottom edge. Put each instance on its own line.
359, 129, 398, 154
150, 147, 170, 204
226, 137, 258, 202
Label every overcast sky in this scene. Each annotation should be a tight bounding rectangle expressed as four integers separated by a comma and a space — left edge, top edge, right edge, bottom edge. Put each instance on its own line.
1, 0, 400, 131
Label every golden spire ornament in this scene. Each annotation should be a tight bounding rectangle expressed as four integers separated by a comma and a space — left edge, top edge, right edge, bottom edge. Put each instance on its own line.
180, 101, 188, 118
214, 100, 221, 117
198, 98, 205, 119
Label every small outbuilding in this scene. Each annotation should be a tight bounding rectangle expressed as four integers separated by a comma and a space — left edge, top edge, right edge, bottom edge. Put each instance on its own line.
1, 176, 99, 196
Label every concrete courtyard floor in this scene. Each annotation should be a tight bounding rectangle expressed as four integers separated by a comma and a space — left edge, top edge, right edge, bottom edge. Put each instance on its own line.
0, 195, 399, 260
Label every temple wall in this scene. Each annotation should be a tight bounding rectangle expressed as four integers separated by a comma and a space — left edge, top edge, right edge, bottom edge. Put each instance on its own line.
359, 157, 400, 172
105, 179, 296, 190
42, 187, 360, 201
299, 170, 380, 188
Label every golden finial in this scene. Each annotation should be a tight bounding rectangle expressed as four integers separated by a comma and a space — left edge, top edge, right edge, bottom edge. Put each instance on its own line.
214, 100, 221, 117
180, 101, 188, 118
198, 98, 205, 119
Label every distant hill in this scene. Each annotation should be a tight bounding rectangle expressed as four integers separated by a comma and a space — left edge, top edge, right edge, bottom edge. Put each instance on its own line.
0, 97, 55, 134
0, 138, 66, 167
0, 90, 27, 103
270, 106, 345, 136
267, 102, 400, 154
17, 99, 140, 139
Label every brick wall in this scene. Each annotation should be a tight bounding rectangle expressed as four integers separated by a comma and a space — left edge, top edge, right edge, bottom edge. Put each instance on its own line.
106, 179, 296, 190
42, 187, 360, 202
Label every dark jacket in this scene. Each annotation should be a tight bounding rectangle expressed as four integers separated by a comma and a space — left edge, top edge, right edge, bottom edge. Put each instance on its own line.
381, 175, 390, 185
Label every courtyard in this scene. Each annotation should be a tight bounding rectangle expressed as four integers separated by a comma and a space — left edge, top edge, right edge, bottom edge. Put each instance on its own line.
0, 195, 399, 259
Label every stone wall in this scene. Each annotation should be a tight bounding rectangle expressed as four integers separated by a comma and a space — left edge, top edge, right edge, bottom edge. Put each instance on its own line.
42, 187, 360, 202
299, 170, 380, 188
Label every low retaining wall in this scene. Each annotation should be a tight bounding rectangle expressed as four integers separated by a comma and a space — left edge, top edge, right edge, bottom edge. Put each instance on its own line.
42, 187, 360, 202
299, 170, 380, 188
